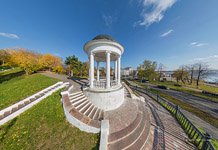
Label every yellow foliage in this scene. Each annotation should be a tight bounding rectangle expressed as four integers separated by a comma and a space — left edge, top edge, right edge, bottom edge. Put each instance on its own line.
10, 49, 41, 75
39, 54, 63, 72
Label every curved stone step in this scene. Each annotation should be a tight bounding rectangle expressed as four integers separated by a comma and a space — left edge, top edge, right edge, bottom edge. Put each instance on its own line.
108, 102, 150, 150
72, 97, 87, 106
63, 94, 101, 132
125, 111, 151, 150
80, 103, 92, 113
69, 91, 82, 97
75, 100, 89, 110
88, 107, 98, 119
84, 104, 94, 116
93, 108, 101, 120
70, 93, 84, 100
62, 90, 104, 133
108, 111, 142, 142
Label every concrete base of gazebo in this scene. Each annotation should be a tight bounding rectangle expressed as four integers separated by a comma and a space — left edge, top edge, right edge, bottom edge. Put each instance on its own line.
84, 86, 124, 111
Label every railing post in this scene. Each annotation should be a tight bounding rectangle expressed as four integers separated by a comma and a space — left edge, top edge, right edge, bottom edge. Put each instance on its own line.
176, 105, 179, 117
202, 132, 211, 150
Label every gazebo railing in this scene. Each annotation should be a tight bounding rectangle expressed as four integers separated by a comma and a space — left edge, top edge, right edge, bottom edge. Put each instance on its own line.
110, 80, 118, 87
93, 80, 118, 89
93, 80, 106, 88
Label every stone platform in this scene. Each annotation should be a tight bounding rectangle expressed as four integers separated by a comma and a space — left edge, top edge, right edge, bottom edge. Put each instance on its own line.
84, 86, 124, 111
105, 96, 152, 150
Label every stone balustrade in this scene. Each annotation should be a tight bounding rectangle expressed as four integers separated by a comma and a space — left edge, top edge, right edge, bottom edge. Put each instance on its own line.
93, 80, 118, 89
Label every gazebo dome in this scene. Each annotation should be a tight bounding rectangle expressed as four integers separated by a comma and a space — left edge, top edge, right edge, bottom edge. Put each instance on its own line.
92, 34, 117, 42
84, 34, 124, 57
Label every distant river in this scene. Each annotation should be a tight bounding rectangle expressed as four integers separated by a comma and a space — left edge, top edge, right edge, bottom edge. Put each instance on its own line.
205, 70, 218, 83
164, 70, 218, 83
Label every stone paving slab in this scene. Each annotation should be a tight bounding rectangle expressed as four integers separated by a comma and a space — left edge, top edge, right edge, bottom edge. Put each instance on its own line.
104, 97, 138, 134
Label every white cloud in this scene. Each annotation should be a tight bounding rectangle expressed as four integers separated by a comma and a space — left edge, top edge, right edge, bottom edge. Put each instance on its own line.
190, 42, 208, 47
160, 29, 174, 37
102, 14, 114, 28
136, 0, 177, 27
192, 55, 218, 69
0, 32, 20, 39
192, 55, 218, 62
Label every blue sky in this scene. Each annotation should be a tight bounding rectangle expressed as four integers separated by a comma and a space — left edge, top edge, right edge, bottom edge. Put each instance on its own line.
0, 0, 218, 70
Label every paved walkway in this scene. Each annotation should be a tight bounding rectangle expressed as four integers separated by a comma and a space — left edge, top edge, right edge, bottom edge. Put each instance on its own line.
39, 72, 82, 92
135, 90, 195, 149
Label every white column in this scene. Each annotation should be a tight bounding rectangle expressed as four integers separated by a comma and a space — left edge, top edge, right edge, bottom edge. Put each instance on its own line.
106, 51, 110, 89
114, 60, 117, 81
97, 61, 100, 81
90, 53, 94, 88
117, 55, 121, 85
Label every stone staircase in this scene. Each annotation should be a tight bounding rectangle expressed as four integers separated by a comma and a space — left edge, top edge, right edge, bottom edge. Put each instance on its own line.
0, 82, 65, 125
62, 90, 104, 133
106, 99, 152, 150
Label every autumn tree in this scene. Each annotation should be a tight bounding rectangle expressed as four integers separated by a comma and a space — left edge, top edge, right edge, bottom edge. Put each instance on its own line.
11, 49, 40, 75
39, 54, 63, 72
0, 49, 11, 65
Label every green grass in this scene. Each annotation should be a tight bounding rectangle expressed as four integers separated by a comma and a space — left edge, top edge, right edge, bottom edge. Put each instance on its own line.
0, 66, 12, 71
151, 81, 218, 102
184, 81, 218, 94
198, 128, 218, 149
0, 67, 23, 76
0, 90, 99, 150
0, 74, 59, 110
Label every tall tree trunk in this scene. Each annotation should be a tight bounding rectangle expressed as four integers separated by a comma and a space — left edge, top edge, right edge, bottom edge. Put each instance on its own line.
197, 72, 200, 88
190, 69, 194, 84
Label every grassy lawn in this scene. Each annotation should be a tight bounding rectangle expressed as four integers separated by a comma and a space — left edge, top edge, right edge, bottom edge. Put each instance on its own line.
0, 67, 23, 76
198, 128, 218, 149
0, 74, 59, 110
184, 80, 218, 93
0, 66, 12, 71
0, 90, 99, 150
151, 81, 218, 102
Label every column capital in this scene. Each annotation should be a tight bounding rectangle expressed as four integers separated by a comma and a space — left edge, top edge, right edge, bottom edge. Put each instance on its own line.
105, 51, 111, 54
89, 52, 95, 56
115, 54, 120, 59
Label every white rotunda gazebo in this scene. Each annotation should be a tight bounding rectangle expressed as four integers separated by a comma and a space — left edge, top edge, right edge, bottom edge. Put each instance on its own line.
83, 34, 125, 111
